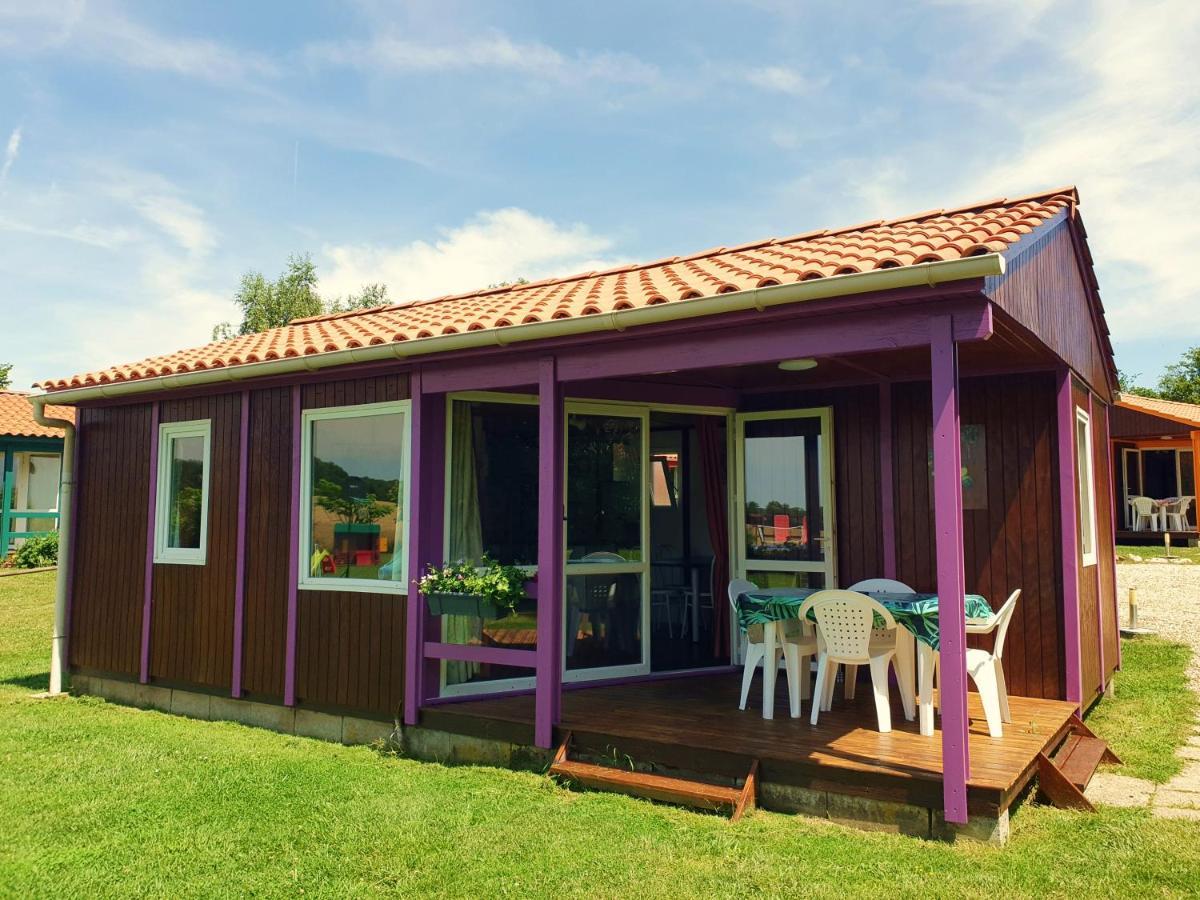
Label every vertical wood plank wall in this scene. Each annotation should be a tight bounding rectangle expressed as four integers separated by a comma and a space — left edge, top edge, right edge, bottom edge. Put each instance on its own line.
69, 374, 409, 720
1072, 380, 1103, 704
69, 404, 154, 676
1093, 402, 1119, 690
892, 373, 1065, 700
149, 395, 240, 689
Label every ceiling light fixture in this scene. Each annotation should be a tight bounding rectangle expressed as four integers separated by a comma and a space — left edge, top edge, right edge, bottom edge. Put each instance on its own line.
777, 358, 818, 372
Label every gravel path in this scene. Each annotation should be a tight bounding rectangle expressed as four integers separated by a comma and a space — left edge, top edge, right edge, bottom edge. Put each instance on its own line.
1116, 562, 1200, 690
1087, 562, 1200, 819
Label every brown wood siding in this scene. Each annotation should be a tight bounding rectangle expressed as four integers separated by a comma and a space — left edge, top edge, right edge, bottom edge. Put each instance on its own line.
988, 219, 1112, 401
241, 386, 292, 699
1109, 404, 1192, 439
1072, 380, 1102, 705
892, 375, 1064, 699
1093, 402, 1119, 685
69, 404, 154, 676
295, 373, 409, 716
148, 395, 241, 689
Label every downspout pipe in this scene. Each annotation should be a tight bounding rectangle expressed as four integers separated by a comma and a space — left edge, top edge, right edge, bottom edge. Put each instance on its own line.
28, 396, 75, 695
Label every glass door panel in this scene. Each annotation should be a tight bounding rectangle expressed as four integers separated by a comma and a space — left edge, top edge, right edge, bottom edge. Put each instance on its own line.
564, 405, 649, 680
735, 410, 835, 584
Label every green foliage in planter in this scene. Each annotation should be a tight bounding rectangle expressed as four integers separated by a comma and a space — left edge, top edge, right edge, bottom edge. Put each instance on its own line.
417, 556, 528, 615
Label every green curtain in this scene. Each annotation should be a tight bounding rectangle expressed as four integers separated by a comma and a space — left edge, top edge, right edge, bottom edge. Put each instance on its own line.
445, 402, 484, 685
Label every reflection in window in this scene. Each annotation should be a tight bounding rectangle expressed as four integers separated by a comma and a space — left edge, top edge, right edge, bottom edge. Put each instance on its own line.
565, 572, 643, 670
447, 400, 539, 565
154, 419, 210, 564
742, 417, 823, 563
304, 405, 407, 587
1075, 408, 1097, 566
567, 414, 643, 561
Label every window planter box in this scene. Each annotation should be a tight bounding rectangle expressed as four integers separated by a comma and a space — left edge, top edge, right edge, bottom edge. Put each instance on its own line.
424, 591, 504, 620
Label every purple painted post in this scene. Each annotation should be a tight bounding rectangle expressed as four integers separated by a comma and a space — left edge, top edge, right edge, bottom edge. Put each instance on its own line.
404, 369, 428, 725
231, 390, 250, 697
1102, 401, 1121, 671
879, 382, 897, 579
139, 401, 160, 684
535, 356, 564, 748
283, 385, 301, 707
1088, 392, 1105, 692
1056, 369, 1083, 706
930, 315, 969, 824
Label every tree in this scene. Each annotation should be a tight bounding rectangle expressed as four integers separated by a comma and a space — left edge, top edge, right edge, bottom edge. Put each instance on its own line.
212, 255, 388, 341
0, 362, 11, 390
1155, 346, 1200, 404
1117, 369, 1159, 399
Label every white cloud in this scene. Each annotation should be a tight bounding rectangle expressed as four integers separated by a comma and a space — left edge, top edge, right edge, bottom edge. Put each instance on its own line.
0, 1, 277, 85
0, 125, 20, 183
320, 208, 618, 304
305, 31, 658, 85
744, 65, 827, 96
97, 168, 218, 257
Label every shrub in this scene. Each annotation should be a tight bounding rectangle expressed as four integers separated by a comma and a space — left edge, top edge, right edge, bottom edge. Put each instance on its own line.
13, 531, 58, 569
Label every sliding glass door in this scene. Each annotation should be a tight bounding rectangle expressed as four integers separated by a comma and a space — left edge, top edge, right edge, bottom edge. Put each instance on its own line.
563, 404, 650, 681
734, 409, 836, 590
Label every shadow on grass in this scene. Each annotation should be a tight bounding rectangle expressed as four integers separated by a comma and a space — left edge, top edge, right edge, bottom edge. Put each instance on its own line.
2, 672, 49, 691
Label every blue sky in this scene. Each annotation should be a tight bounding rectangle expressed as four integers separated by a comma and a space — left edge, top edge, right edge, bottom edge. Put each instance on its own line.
1, 0, 1197, 390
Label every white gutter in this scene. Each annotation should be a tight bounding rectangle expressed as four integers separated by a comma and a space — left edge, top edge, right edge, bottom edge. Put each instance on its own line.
35, 253, 1004, 406
28, 397, 75, 695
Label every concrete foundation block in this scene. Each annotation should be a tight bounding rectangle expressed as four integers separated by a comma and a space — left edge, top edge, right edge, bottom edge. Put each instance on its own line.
170, 689, 212, 720
134, 683, 173, 712
99, 678, 141, 707
295, 709, 344, 743
342, 715, 394, 747
70, 674, 93, 696
931, 808, 1009, 845
243, 701, 296, 734
758, 782, 829, 818
209, 695, 251, 726
827, 792, 931, 838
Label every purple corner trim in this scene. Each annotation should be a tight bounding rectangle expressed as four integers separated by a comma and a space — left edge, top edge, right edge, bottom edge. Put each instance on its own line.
231, 390, 250, 697
283, 385, 300, 706
1057, 370, 1083, 706
139, 401, 160, 684
930, 315, 969, 825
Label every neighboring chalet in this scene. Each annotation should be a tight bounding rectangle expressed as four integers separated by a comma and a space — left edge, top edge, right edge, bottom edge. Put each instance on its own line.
1110, 393, 1198, 541
0, 390, 73, 556
32, 186, 1122, 842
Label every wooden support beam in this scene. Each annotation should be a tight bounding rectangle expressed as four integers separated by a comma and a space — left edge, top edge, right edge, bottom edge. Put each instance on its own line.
1057, 369, 1084, 706
535, 357, 564, 748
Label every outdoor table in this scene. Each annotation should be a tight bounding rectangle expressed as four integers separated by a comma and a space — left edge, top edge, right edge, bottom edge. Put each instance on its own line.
735, 587, 993, 733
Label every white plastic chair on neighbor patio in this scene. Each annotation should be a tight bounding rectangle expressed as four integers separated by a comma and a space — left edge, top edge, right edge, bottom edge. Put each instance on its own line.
800, 590, 902, 733
729, 578, 816, 718
962, 588, 1021, 738
1130, 496, 1158, 532
842, 578, 918, 718
1164, 496, 1195, 531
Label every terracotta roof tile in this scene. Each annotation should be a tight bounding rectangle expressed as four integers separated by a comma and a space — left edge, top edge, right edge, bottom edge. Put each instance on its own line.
0, 391, 74, 437
39, 187, 1080, 392
1117, 393, 1200, 429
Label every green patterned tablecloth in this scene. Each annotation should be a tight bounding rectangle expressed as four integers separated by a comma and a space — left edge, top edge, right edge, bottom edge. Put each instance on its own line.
736, 589, 992, 651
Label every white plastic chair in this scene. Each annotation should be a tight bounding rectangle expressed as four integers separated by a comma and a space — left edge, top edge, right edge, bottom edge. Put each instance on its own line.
1165, 497, 1194, 531
963, 589, 1021, 738
800, 590, 901, 733
729, 579, 816, 718
1130, 496, 1157, 532
843, 578, 916, 703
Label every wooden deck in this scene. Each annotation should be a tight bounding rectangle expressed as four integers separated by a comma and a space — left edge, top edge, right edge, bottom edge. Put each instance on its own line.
421, 673, 1079, 817
1116, 529, 1197, 545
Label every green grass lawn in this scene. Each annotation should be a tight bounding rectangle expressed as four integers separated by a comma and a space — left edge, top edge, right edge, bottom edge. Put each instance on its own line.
2, 572, 1199, 897
1116, 543, 1200, 563
1086, 636, 1198, 782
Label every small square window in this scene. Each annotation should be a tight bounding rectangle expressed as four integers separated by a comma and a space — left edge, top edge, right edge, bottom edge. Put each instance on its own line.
154, 419, 211, 565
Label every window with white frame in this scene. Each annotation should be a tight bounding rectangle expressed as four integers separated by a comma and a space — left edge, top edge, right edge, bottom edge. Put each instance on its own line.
154, 419, 211, 565
299, 401, 410, 593
1075, 407, 1098, 566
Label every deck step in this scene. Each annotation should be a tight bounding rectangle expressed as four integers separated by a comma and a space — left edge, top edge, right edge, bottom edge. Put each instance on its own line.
548, 732, 758, 819
1037, 715, 1121, 811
